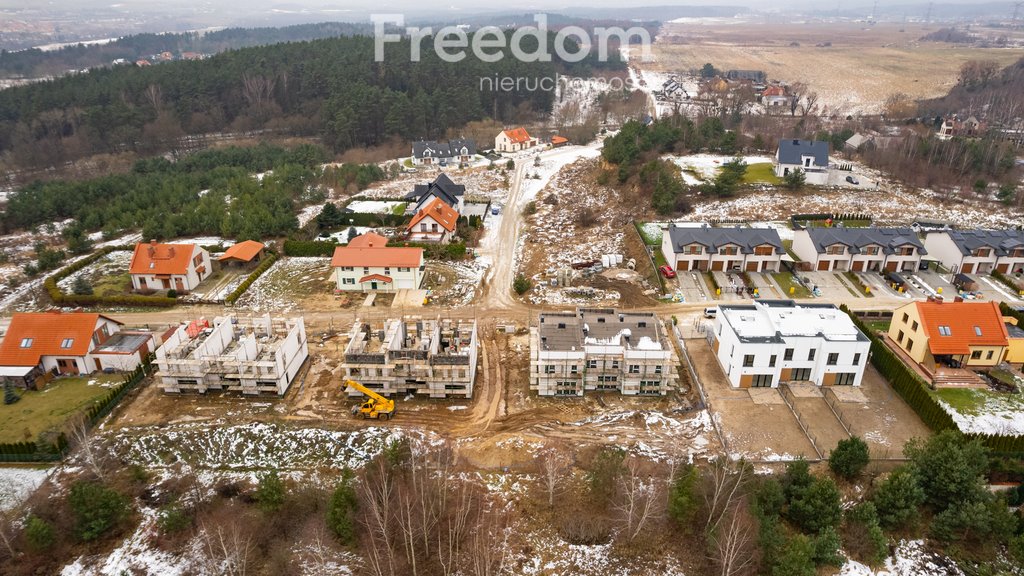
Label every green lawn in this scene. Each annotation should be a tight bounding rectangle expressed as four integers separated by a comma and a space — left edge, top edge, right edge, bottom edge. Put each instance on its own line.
0, 375, 121, 444
741, 162, 783, 185
772, 272, 811, 298
781, 239, 801, 263
91, 272, 131, 297
861, 318, 892, 333
933, 387, 1024, 416
391, 203, 407, 216
844, 272, 874, 298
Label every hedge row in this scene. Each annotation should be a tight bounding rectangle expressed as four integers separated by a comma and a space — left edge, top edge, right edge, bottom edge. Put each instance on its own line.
85, 355, 152, 427
45, 245, 177, 308
843, 306, 1024, 453
225, 253, 278, 305
283, 240, 339, 257
1001, 302, 1024, 325
0, 436, 65, 456
991, 270, 1024, 295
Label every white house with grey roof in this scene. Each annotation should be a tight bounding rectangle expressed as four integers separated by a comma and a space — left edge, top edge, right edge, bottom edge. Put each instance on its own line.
774, 139, 830, 185
792, 227, 926, 272
411, 139, 476, 166
923, 229, 1024, 275
661, 224, 785, 272
530, 308, 678, 397
712, 300, 870, 389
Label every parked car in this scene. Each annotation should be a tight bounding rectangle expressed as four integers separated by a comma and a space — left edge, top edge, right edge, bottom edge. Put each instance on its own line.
845, 175, 859, 185
703, 307, 717, 319
658, 265, 677, 279
491, 206, 500, 215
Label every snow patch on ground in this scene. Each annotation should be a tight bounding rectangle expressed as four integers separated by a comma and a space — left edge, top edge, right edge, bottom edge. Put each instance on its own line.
0, 467, 50, 511
665, 153, 775, 180
61, 506, 192, 576
938, 393, 1024, 436
346, 200, 407, 214
836, 540, 965, 576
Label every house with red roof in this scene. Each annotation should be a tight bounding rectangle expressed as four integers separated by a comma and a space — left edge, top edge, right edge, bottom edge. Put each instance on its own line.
217, 240, 266, 268
887, 300, 1010, 383
0, 312, 152, 387
331, 233, 424, 292
407, 198, 460, 243
495, 127, 538, 153
129, 241, 212, 294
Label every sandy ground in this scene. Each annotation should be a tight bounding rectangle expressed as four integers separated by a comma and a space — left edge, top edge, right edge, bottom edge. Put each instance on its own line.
651, 22, 1024, 115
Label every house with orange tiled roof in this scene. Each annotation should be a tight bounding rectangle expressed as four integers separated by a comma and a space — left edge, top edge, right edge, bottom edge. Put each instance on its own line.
217, 240, 266, 268
887, 300, 1010, 381
330, 233, 424, 292
407, 198, 459, 243
495, 127, 538, 153
0, 312, 152, 387
129, 241, 212, 294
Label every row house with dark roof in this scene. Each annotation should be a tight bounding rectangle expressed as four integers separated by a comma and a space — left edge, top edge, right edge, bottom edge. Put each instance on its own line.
403, 172, 466, 213
411, 139, 476, 166
923, 229, 1024, 275
791, 227, 926, 273
661, 224, 785, 273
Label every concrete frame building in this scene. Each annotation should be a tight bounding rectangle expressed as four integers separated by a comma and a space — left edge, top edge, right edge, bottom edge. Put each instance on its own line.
155, 315, 309, 396
712, 300, 870, 389
341, 317, 478, 398
529, 308, 678, 397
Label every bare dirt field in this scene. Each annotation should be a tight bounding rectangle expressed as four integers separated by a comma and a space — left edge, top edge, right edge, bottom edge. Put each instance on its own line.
108, 325, 718, 471
652, 22, 1024, 114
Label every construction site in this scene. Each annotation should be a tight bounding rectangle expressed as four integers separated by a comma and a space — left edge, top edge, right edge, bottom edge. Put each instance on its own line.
341, 316, 478, 398
530, 308, 679, 396
154, 315, 309, 395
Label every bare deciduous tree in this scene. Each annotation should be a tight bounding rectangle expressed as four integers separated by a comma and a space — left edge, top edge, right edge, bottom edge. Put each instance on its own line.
703, 456, 750, 535
615, 458, 661, 542
708, 500, 755, 576
69, 415, 105, 480
539, 447, 570, 507
196, 521, 253, 576
470, 506, 509, 576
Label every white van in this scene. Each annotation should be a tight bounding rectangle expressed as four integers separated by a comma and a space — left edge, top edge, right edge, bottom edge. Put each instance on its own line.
703, 307, 717, 319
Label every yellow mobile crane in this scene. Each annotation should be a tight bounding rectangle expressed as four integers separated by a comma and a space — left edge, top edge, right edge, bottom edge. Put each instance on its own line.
343, 379, 396, 420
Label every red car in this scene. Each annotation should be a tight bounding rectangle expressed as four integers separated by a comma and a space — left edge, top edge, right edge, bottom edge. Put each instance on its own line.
659, 265, 677, 279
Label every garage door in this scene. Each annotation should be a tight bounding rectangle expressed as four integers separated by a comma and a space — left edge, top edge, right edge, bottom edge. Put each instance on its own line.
745, 261, 759, 272
817, 260, 831, 271
996, 263, 1010, 274
711, 261, 725, 271
851, 261, 864, 272
961, 263, 975, 274
885, 261, 898, 272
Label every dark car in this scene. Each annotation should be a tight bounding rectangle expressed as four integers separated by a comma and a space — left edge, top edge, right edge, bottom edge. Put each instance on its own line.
845, 175, 859, 185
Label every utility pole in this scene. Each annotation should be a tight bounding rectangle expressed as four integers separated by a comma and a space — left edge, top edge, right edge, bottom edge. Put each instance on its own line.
924, 2, 933, 23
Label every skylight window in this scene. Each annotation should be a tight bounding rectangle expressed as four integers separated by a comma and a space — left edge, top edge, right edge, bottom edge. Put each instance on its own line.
938, 326, 951, 336
974, 326, 982, 336
60, 338, 74, 349
19, 338, 32, 348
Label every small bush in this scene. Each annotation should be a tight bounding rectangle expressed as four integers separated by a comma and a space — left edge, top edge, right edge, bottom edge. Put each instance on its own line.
829, 436, 870, 479
24, 515, 55, 551
69, 480, 129, 542
513, 274, 532, 295
255, 470, 286, 512
523, 201, 537, 216
156, 504, 192, 535
327, 470, 359, 544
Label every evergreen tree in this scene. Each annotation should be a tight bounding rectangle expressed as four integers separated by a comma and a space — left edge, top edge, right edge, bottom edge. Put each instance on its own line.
24, 515, 55, 551
68, 480, 129, 542
317, 202, 345, 230
3, 379, 19, 405
326, 469, 359, 544
905, 430, 988, 510
829, 436, 870, 479
72, 275, 94, 296
255, 470, 286, 512
787, 476, 842, 533
667, 464, 700, 527
872, 465, 925, 529
784, 168, 806, 190
771, 534, 816, 576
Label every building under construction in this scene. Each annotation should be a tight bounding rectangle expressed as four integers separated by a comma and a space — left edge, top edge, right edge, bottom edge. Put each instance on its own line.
530, 308, 678, 396
341, 317, 478, 398
155, 315, 308, 396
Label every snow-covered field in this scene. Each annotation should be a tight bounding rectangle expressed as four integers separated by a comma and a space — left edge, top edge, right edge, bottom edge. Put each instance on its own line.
233, 257, 331, 312
0, 467, 51, 511
665, 153, 776, 181
109, 422, 438, 470
345, 200, 407, 214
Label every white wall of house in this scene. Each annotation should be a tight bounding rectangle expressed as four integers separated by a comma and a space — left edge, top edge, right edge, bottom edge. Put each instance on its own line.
131, 246, 211, 292
495, 132, 537, 153
713, 315, 869, 388
409, 214, 453, 244
923, 232, 997, 274
334, 264, 424, 292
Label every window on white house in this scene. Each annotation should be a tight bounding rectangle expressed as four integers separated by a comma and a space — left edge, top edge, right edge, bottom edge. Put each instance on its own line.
628, 365, 640, 374
827, 353, 839, 366
544, 365, 555, 374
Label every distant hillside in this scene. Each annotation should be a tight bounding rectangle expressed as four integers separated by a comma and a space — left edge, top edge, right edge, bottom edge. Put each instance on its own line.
919, 55, 1024, 122
0, 22, 374, 79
